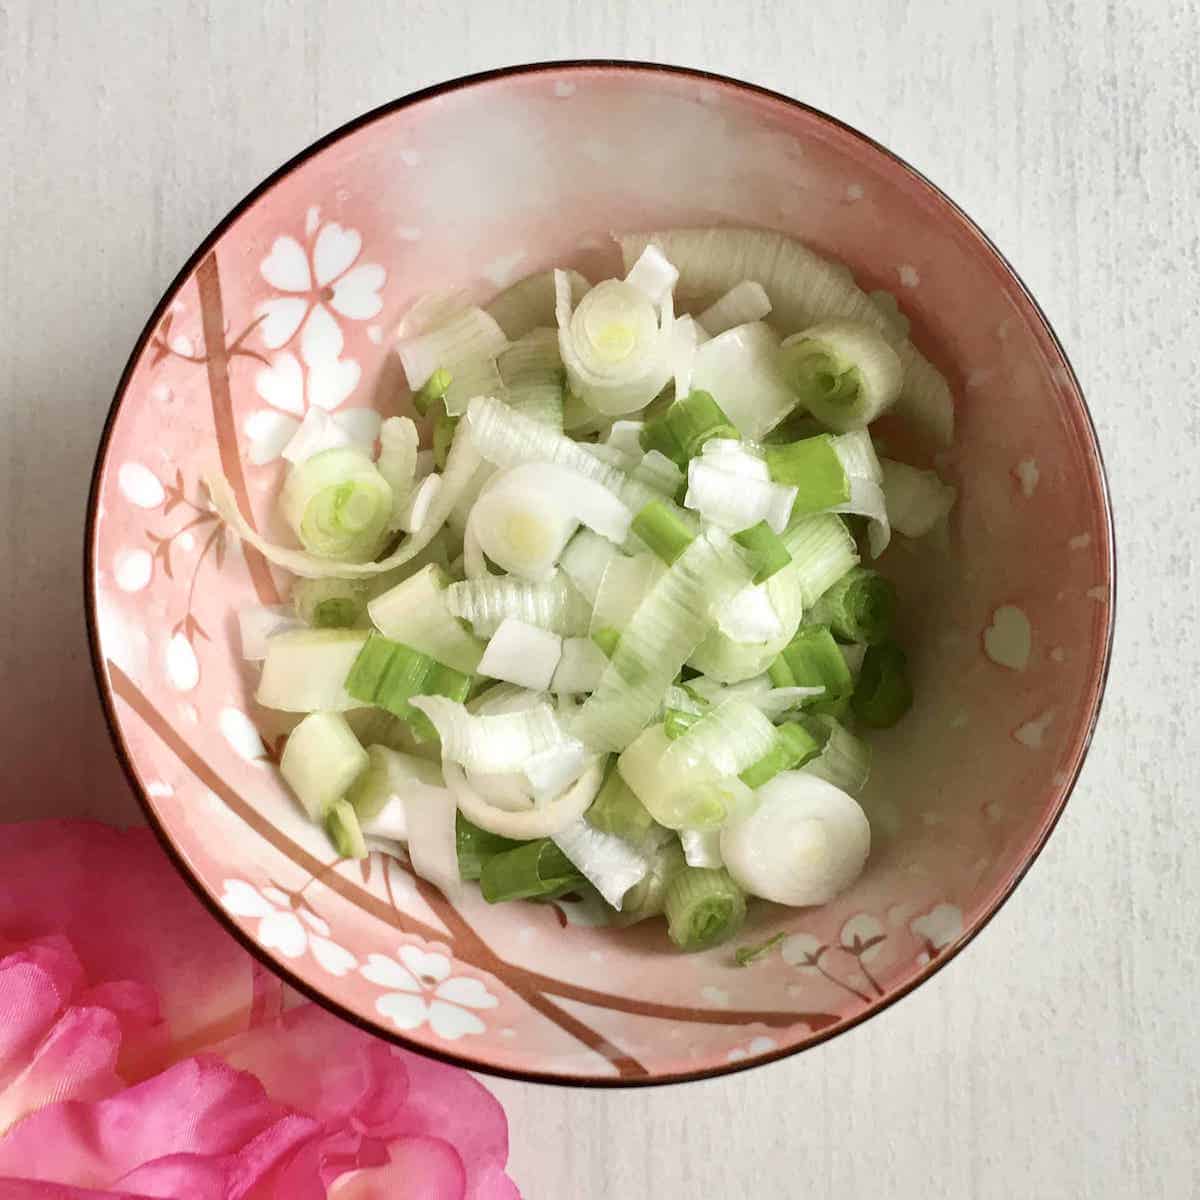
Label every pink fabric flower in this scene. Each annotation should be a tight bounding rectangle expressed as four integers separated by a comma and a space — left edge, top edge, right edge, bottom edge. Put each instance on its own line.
0, 821, 518, 1199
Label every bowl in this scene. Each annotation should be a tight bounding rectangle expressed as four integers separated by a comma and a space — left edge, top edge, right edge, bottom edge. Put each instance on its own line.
86, 61, 1114, 1085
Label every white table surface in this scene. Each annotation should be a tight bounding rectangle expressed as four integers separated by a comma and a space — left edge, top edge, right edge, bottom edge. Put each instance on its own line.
3, 2, 1196, 1196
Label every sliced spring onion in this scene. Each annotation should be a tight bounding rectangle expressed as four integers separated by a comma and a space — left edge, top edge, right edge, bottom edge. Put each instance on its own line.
801, 716, 872, 794
687, 322, 797, 439
851, 641, 913, 727
239, 604, 302, 660
497, 328, 565, 428
684, 457, 796, 535
869, 289, 911, 339
345, 634, 473, 731
477, 618, 563, 691
671, 315, 700, 405
479, 838, 584, 902
443, 757, 604, 840
586, 765, 658, 844
733, 521, 792, 583
696, 280, 772, 336
278, 448, 394, 563
624, 242, 680, 305
346, 744, 444, 820
446, 572, 590, 638
780, 513, 860, 607
487, 268, 590, 340
738, 722, 822, 789
589, 553, 665, 639
664, 707, 702, 740
411, 696, 578, 776
326, 799, 368, 860
841, 642, 868, 677
605, 420, 646, 463
456, 812, 523, 881
769, 625, 854, 704
376, 416, 420, 531
629, 500, 695, 565
806, 567, 897, 645
780, 320, 902, 432
881, 458, 957, 538
280, 712, 369, 820
292, 577, 367, 629
367, 563, 485, 673
573, 528, 752, 751
359, 796, 408, 842
720, 772, 870, 906
618, 228, 954, 446
405, 779, 463, 898
640, 390, 738, 466
558, 529, 621, 604
552, 818, 650, 909
412, 367, 452, 418
688, 557, 805, 683
282, 406, 356, 465
680, 828, 724, 869
716, 582, 784, 643
206, 417, 483, 579
443, 356, 505, 419
551, 637, 610, 694
555, 270, 674, 416
614, 839, 686, 926
631, 450, 684, 499
257, 628, 369, 712
682, 673, 822, 719
764, 435, 851, 514
664, 867, 747, 951
396, 305, 507, 393
735, 931, 787, 966
396, 473, 443, 535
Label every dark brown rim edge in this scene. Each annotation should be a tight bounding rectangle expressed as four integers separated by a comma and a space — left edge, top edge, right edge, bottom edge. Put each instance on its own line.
83, 58, 1117, 1090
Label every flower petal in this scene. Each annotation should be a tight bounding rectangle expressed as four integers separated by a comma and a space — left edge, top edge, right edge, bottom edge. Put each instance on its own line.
310, 936, 358, 978
260, 234, 313, 292
254, 351, 306, 415
427, 1000, 485, 1040
301, 302, 345, 366
313, 222, 362, 286
376, 992, 429, 1031
220, 880, 275, 919
243, 410, 299, 465
307, 355, 361, 411
434, 976, 497, 1011
257, 911, 308, 959
398, 946, 451, 985
333, 407, 383, 447
297, 907, 331, 936
330, 263, 386, 320
257, 296, 310, 350
780, 932, 824, 971
331, 1135, 467, 1200
361, 954, 421, 993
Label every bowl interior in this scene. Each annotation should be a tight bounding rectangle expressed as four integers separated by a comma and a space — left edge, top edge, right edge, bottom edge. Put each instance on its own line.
88, 64, 1112, 1084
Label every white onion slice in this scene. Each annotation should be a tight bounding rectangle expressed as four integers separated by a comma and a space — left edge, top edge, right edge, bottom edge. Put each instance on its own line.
477, 618, 563, 692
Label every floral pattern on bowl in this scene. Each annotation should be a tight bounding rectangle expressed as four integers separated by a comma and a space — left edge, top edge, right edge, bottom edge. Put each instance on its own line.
87, 62, 1114, 1085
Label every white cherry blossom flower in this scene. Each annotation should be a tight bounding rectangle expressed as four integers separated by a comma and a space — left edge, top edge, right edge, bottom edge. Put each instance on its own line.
361, 944, 498, 1040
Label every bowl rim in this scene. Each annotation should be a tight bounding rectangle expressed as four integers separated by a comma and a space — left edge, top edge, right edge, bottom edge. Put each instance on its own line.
84, 58, 1117, 1089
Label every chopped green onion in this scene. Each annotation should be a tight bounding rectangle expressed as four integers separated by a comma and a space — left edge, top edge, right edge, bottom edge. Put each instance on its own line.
278, 447, 394, 563
377, 416, 420, 530
739, 722, 822, 788
487, 268, 590, 340
589, 553, 664, 639
292, 577, 367, 629
769, 625, 853, 703
345, 744, 444, 820
881, 458, 957, 538
615, 839, 686, 926
808, 566, 897, 645
664, 867, 747, 951
497, 328, 566, 428
801, 716, 871, 794
780, 513, 860, 608
412, 366, 452, 416
367, 564, 485, 674
852, 642, 913, 728
257, 628, 369, 712
344, 633, 472, 733
456, 812, 523, 881
664, 708, 702, 739
638, 390, 738, 466
733, 521, 792, 583
696, 280, 772, 336
764, 434, 852, 514
688, 322, 797, 440
591, 626, 621, 657
280, 712, 369, 821
553, 818, 651, 908
479, 839, 584, 903
586, 765, 658, 844
735, 931, 786, 966
631, 500, 695, 565
432, 404, 458, 470
325, 798, 368, 859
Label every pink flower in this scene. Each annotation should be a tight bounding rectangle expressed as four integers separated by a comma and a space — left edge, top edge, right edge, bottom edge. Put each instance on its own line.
0, 822, 517, 1199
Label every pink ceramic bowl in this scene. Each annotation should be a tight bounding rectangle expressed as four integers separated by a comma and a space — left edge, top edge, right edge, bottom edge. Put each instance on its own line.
86, 62, 1114, 1086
